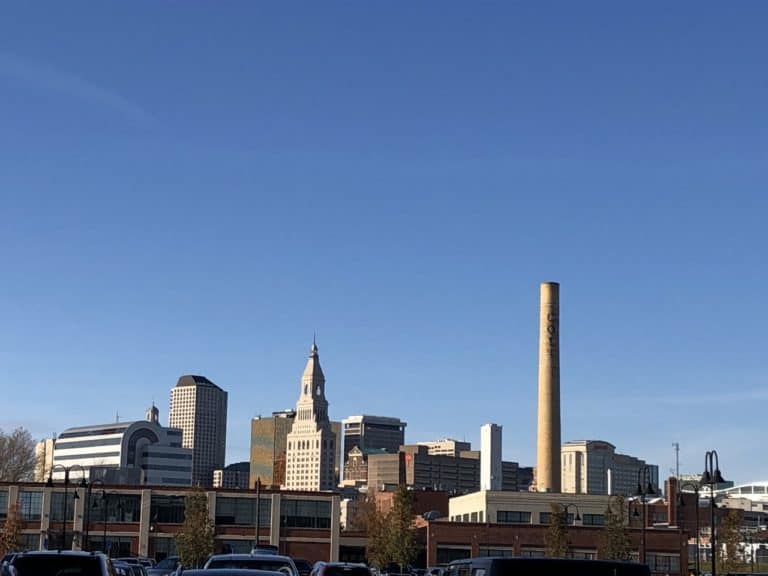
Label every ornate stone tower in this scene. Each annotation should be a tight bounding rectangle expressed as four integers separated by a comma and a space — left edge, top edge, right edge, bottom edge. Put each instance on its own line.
536, 281, 561, 492
284, 339, 337, 491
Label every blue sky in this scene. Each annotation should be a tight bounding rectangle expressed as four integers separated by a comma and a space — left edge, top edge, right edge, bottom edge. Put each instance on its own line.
1, 2, 766, 485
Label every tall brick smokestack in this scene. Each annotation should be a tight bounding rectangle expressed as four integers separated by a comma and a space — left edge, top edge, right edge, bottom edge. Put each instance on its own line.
536, 281, 561, 492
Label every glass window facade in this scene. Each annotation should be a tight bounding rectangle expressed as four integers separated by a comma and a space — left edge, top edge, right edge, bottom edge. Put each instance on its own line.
215, 496, 271, 526
0, 489, 8, 520
50, 491, 78, 522
280, 499, 331, 528
18, 491, 43, 521
582, 513, 605, 526
150, 495, 186, 523
91, 493, 142, 522
496, 510, 531, 524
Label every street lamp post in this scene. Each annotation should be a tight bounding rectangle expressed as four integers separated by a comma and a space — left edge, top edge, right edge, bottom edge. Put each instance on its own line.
83, 477, 105, 551
254, 477, 262, 549
46, 464, 87, 550
634, 465, 656, 565
678, 482, 701, 576
702, 450, 726, 576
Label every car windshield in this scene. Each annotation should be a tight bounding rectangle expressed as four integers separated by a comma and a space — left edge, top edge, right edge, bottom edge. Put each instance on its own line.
11, 555, 103, 576
207, 559, 294, 573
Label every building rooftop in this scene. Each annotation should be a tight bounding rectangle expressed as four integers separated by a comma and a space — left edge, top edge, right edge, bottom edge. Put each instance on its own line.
175, 374, 222, 390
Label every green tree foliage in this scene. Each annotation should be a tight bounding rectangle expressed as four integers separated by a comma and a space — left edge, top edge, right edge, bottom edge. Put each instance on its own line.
544, 503, 569, 558
365, 486, 418, 571
717, 508, 744, 575
0, 502, 23, 554
599, 496, 632, 561
389, 486, 418, 572
175, 488, 214, 568
0, 427, 36, 482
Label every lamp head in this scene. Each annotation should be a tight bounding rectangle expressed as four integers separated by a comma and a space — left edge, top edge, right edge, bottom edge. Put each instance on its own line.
635, 483, 644, 496
46, 476, 54, 488
701, 470, 712, 484
713, 469, 726, 484
73, 490, 80, 501
646, 481, 656, 495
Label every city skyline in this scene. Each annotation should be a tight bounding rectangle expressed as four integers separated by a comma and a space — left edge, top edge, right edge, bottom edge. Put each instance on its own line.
2, 3, 767, 487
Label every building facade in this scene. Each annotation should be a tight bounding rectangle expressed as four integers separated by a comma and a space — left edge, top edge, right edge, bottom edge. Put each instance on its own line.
417, 439, 471, 457
169, 375, 228, 487
51, 418, 192, 486
284, 341, 337, 491
561, 440, 659, 496
213, 462, 250, 489
342, 415, 406, 462
250, 410, 296, 489
0, 481, 341, 563
34, 438, 55, 482
480, 423, 502, 491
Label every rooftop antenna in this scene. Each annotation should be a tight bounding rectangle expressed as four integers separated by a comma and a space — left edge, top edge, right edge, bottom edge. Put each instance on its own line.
672, 442, 680, 478
116, 411, 120, 423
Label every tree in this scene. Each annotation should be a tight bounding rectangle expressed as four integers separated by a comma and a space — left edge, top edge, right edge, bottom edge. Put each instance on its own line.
718, 508, 744, 575
388, 485, 418, 572
175, 488, 214, 568
364, 496, 390, 569
0, 502, 23, 554
544, 503, 569, 558
599, 496, 632, 561
0, 427, 36, 482
364, 486, 418, 571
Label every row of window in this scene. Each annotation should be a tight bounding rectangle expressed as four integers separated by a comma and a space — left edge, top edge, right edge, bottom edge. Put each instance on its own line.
450, 510, 606, 526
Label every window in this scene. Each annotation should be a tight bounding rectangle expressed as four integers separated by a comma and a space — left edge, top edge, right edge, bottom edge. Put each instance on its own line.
648, 553, 680, 574
496, 510, 531, 524
0, 490, 7, 520
18, 490, 43, 521
280, 498, 331, 529
582, 513, 605, 526
150, 495, 186, 523
215, 496, 271, 526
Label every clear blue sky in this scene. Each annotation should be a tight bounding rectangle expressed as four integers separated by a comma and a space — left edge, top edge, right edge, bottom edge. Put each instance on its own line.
1, 2, 766, 485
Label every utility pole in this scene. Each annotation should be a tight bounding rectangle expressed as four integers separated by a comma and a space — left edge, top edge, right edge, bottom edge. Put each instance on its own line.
673, 442, 680, 478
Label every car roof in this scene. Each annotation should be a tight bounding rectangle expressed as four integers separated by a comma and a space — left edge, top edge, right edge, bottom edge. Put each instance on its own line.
183, 570, 287, 576
209, 554, 295, 562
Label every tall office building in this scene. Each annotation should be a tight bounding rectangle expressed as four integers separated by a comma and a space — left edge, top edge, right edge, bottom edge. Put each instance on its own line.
480, 423, 502, 491
34, 438, 55, 482
284, 341, 337, 491
169, 375, 228, 487
342, 415, 406, 482
561, 440, 659, 496
250, 409, 296, 488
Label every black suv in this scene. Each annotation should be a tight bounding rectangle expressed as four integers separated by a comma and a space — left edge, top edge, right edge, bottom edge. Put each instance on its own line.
8, 550, 113, 576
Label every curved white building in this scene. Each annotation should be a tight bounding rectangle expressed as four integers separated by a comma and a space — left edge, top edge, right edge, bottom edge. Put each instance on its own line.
52, 419, 192, 485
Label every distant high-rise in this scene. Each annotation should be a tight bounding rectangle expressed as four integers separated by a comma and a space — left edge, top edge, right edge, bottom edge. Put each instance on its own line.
480, 423, 502, 491
417, 438, 471, 457
284, 340, 337, 491
169, 375, 228, 487
343, 415, 406, 459
536, 281, 561, 493
561, 440, 659, 496
250, 409, 296, 488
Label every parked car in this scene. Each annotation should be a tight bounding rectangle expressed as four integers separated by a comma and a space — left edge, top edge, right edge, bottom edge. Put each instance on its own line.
181, 570, 286, 576
117, 557, 156, 568
310, 562, 371, 576
292, 558, 312, 576
147, 556, 181, 576
445, 557, 652, 576
204, 554, 298, 576
1, 554, 18, 576
8, 550, 113, 576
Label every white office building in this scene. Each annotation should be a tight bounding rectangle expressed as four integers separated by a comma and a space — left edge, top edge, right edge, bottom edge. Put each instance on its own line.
480, 423, 502, 491
169, 374, 228, 487
51, 415, 192, 485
